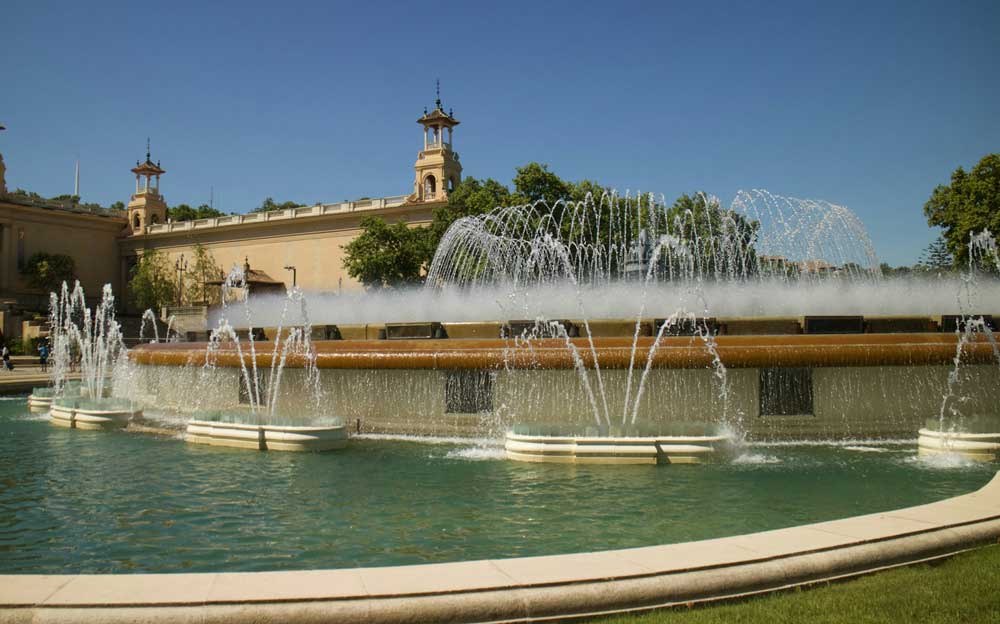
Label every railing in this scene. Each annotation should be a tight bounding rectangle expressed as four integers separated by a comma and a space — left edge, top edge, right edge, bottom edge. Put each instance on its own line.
2, 194, 127, 218
143, 194, 412, 235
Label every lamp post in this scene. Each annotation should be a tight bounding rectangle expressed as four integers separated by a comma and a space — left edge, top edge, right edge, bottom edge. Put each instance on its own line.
284, 265, 297, 289
175, 254, 188, 306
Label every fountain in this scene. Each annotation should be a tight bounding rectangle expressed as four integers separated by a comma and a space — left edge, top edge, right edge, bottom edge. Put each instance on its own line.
29, 282, 141, 429
173, 265, 346, 451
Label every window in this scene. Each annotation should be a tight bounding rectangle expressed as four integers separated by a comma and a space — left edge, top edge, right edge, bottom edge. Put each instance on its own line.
133, 214, 141, 229
239, 369, 269, 406
759, 368, 813, 416
445, 370, 494, 413
424, 175, 437, 198
150, 215, 159, 225
16, 229, 25, 270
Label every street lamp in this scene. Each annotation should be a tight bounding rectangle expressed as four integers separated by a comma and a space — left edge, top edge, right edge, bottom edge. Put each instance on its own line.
284, 265, 297, 288
175, 254, 188, 306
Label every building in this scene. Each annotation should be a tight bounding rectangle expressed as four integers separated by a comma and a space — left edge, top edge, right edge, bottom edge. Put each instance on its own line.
0, 96, 464, 342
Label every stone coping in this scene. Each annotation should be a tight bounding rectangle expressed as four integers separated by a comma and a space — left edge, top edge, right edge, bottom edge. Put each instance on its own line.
128, 332, 1000, 370
2, 472, 999, 623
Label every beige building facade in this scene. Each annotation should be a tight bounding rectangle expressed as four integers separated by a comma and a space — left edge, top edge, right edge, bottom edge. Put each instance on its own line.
0, 98, 462, 335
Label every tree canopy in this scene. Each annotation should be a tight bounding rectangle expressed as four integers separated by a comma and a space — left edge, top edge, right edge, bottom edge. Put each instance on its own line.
21, 252, 75, 294
923, 154, 1000, 266
168, 204, 225, 222
341, 216, 433, 288
128, 249, 176, 311
252, 197, 300, 213
185, 244, 223, 305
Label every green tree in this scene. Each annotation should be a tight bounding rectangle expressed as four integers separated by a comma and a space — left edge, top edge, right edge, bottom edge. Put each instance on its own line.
128, 249, 176, 311
185, 244, 223, 305
663, 193, 760, 279
109, 201, 126, 211
168, 203, 225, 222
252, 197, 300, 213
21, 252, 75, 293
341, 217, 433, 288
428, 176, 514, 245
923, 154, 1000, 265
915, 236, 954, 273
49, 194, 79, 203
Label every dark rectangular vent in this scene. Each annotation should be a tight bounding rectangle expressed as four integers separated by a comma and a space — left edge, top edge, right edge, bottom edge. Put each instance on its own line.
238, 370, 269, 406
653, 317, 718, 336
501, 320, 578, 339
864, 317, 935, 333
445, 370, 495, 413
940, 315, 996, 333
311, 325, 342, 340
759, 368, 813, 416
384, 322, 447, 340
803, 316, 864, 334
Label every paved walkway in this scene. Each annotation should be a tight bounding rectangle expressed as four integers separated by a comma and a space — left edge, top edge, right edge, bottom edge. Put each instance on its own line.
0, 363, 75, 394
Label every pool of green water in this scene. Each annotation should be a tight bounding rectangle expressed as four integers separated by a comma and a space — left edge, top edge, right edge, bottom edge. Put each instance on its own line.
0, 397, 995, 574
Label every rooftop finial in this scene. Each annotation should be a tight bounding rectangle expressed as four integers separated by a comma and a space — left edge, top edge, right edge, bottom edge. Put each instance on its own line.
435, 78, 441, 110
146, 137, 151, 162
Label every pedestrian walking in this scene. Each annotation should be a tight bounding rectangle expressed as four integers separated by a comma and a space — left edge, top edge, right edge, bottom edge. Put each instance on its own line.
38, 343, 49, 373
1, 345, 11, 372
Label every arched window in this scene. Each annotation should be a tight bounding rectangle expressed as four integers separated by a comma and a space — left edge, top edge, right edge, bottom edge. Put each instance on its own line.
424, 175, 437, 198
150, 215, 159, 225
133, 214, 141, 229
448, 177, 456, 192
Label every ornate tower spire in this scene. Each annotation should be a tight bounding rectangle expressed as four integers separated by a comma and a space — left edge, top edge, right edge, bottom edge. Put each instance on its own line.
126, 139, 167, 234
409, 87, 462, 204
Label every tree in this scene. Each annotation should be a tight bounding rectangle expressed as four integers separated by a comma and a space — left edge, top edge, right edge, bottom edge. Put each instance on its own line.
252, 197, 300, 213
168, 203, 225, 222
341, 216, 433, 288
109, 201, 125, 211
129, 249, 176, 311
924, 154, 1000, 265
185, 244, 222, 305
663, 193, 760, 279
915, 236, 954, 273
428, 176, 514, 245
21, 252, 75, 293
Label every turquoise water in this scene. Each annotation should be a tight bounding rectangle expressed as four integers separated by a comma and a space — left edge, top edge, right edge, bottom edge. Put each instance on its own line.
0, 397, 994, 574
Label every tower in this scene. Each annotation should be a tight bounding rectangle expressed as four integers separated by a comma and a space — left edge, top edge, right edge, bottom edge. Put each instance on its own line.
410, 83, 462, 203
127, 139, 167, 234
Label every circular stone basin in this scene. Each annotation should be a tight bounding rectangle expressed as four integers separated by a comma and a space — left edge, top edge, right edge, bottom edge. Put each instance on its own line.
27, 388, 55, 414
49, 397, 140, 430
186, 417, 348, 452
506, 423, 733, 464
918, 428, 1000, 461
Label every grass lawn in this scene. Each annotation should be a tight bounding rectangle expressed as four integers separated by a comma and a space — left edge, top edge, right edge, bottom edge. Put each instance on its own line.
593, 544, 1000, 624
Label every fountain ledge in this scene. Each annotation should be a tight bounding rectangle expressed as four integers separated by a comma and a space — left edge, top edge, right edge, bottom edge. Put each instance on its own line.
2, 472, 999, 623
505, 431, 731, 464
186, 419, 348, 452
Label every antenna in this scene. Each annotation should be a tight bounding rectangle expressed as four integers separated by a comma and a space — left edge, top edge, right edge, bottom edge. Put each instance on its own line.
210, 185, 214, 210
146, 137, 151, 161
74, 159, 80, 197
435, 78, 441, 110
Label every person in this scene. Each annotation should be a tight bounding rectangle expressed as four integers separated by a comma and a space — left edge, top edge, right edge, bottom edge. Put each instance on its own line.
38, 343, 49, 373
1, 345, 11, 372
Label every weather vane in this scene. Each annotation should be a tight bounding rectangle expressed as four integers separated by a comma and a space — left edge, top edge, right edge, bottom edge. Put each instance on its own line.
435, 78, 441, 110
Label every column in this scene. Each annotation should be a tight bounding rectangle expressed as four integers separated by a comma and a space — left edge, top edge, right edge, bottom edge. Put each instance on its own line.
135, 174, 140, 193
424, 127, 428, 150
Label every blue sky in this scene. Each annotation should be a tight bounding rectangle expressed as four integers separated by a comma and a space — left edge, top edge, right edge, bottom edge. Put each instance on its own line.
3, 0, 998, 265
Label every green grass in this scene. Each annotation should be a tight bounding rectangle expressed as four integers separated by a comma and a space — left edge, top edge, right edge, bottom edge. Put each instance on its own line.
592, 545, 1000, 624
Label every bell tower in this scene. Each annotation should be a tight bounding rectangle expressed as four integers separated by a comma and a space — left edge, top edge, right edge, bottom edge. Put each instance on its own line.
127, 139, 167, 234
410, 82, 462, 203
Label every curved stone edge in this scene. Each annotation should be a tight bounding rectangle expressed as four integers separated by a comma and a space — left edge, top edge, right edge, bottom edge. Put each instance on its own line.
505, 432, 730, 464
185, 420, 348, 452
2, 473, 999, 623
918, 428, 1000, 461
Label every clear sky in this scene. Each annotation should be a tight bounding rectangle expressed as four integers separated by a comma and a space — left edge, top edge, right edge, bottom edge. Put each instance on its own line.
3, 0, 998, 265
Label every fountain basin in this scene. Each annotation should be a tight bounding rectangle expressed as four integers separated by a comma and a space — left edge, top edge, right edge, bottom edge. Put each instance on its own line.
505, 427, 732, 464
918, 428, 1000, 461
27, 388, 54, 414
49, 398, 140, 430
186, 419, 348, 452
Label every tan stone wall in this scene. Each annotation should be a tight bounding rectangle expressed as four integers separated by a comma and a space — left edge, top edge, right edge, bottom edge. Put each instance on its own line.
0, 200, 124, 308
120, 203, 438, 297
